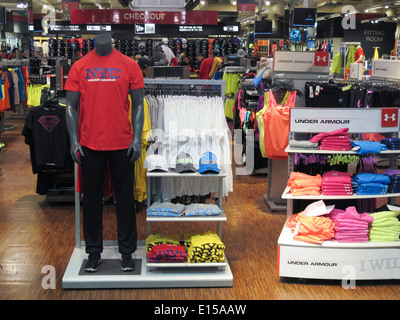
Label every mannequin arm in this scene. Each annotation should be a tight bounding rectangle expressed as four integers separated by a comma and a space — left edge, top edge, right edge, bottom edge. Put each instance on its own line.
65, 90, 84, 164
128, 88, 145, 163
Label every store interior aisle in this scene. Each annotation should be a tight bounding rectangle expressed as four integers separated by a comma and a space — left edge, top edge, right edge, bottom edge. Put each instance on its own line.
1, 116, 400, 300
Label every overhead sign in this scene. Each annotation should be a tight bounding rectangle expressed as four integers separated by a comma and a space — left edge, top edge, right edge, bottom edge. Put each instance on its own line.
289, 107, 399, 133
371, 59, 400, 80
70, 9, 218, 25
273, 51, 330, 73
135, 23, 155, 34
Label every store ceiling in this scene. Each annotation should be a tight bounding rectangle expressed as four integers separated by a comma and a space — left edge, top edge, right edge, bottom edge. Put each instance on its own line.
25, 0, 400, 22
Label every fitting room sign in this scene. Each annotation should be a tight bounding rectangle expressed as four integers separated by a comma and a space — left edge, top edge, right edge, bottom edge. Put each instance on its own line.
273, 51, 330, 73
70, 9, 218, 25
289, 107, 399, 133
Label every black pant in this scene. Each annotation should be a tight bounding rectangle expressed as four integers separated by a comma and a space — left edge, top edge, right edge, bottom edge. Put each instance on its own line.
81, 146, 137, 255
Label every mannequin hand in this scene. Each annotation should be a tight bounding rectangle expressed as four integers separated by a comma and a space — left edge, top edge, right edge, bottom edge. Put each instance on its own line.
70, 143, 84, 164
127, 140, 142, 163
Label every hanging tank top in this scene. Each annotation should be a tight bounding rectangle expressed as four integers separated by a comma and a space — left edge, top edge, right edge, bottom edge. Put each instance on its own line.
256, 90, 290, 158
263, 89, 296, 160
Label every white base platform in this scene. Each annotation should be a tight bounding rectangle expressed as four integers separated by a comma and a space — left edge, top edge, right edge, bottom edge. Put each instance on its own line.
62, 244, 233, 289
278, 226, 400, 280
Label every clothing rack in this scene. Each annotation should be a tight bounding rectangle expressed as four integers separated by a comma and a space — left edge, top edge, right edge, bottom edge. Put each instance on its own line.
144, 78, 226, 103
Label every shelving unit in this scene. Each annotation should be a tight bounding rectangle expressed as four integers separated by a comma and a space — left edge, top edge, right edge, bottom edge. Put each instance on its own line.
145, 171, 232, 280
277, 107, 400, 281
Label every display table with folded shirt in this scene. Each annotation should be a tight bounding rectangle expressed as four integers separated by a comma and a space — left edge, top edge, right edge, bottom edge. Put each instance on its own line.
277, 107, 400, 281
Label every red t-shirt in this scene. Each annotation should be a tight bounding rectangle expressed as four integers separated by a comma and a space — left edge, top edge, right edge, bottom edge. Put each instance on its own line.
354, 47, 364, 62
64, 48, 144, 151
198, 57, 214, 80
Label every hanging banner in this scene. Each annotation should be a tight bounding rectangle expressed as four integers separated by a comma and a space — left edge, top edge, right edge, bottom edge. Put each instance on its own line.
70, 9, 218, 25
273, 51, 330, 73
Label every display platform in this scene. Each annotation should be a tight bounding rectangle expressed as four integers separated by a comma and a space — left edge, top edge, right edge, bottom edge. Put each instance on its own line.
62, 243, 233, 289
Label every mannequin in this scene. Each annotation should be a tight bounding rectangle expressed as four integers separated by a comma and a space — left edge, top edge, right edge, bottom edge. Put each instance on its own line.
65, 33, 144, 272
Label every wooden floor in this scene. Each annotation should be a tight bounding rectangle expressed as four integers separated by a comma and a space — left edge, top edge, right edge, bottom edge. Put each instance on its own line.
2, 115, 400, 300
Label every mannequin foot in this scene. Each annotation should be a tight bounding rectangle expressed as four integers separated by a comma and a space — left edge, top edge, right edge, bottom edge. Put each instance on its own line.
84, 253, 101, 272
121, 254, 135, 272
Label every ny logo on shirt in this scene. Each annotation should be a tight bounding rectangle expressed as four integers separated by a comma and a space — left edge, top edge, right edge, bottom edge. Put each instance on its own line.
85, 68, 121, 80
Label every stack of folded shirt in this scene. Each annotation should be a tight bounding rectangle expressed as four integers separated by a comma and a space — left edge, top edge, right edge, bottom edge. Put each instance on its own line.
350, 140, 387, 155
289, 140, 319, 150
369, 211, 400, 242
310, 128, 351, 151
321, 170, 353, 196
383, 169, 400, 193
380, 137, 400, 150
145, 233, 181, 252
183, 203, 222, 216
146, 202, 185, 217
184, 230, 214, 250
147, 243, 188, 263
285, 211, 335, 244
328, 206, 373, 243
352, 173, 390, 195
287, 172, 322, 196
187, 233, 226, 263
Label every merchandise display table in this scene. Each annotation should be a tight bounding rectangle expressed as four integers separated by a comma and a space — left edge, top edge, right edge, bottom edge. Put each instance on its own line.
277, 107, 400, 281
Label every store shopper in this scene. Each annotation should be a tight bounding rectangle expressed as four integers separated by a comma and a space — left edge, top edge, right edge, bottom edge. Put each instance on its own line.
64, 33, 145, 273
137, 57, 149, 77
149, 44, 167, 66
196, 52, 214, 80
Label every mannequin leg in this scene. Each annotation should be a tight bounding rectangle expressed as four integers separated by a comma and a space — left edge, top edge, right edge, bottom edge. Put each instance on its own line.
109, 149, 137, 255
81, 147, 108, 254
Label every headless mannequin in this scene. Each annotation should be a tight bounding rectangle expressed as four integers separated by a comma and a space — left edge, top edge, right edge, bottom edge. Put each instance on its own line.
65, 33, 144, 272
66, 34, 144, 164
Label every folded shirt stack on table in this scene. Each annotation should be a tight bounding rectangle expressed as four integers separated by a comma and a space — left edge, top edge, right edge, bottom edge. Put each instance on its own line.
145, 233, 181, 252
310, 128, 351, 151
147, 243, 188, 263
380, 137, 400, 150
352, 173, 390, 195
289, 140, 319, 150
187, 233, 226, 263
383, 169, 400, 193
285, 211, 335, 244
321, 170, 353, 196
328, 206, 373, 243
369, 211, 400, 242
350, 140, 387, 155
286, 172, 322, 196
146, 202, 185, 217
147, 202, 222, 217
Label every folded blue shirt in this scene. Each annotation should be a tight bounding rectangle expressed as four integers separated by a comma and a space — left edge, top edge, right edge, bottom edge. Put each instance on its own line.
352, 173, 391, 185
350, 140, 387, 154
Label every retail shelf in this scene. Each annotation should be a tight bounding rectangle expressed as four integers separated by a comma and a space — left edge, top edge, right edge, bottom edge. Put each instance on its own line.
146, 255, 228, 270
281, 186, 400, 200
285, 146, 400, 155
278, 224, 400, 249
146, 210, 227, 222
147, 171, 226, 178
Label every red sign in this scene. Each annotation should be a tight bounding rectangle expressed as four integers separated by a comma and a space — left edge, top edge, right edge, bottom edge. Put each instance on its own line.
314, 52, 329, 67
70, 9, 218, 25
61, 2, 80, 10
381, 108, 398, 127
237, 3, 256, 11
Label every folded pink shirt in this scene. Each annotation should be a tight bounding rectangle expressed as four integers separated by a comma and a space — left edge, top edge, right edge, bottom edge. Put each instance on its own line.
310, 128, 350, 143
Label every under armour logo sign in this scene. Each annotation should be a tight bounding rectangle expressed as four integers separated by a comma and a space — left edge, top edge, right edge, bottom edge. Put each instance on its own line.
384, 113, 396, 122
317, 56, 327, 62
381, 108, 398, 127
